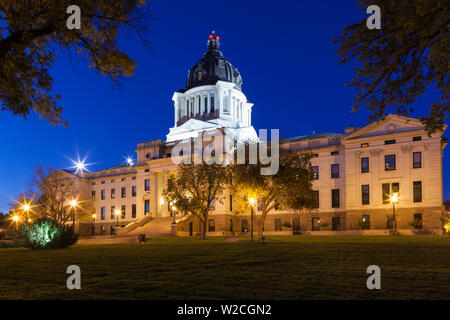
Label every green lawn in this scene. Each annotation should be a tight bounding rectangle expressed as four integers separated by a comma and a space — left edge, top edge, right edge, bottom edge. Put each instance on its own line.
1, 236, 449, 299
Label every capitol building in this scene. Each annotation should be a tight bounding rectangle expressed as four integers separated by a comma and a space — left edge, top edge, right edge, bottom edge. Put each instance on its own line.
68, 33, 447, 237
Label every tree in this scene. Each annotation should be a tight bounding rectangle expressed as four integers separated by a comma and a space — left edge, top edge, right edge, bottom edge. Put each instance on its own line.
31, 166, 92, 227
335, 0, 449, 134
0, 0, 150, 125
163, 163, 229, 240
231, 148, 315, 242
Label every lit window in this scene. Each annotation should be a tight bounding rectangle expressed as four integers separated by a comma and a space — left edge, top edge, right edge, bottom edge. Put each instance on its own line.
312, 166, 319, 180
385, 154, 396, 171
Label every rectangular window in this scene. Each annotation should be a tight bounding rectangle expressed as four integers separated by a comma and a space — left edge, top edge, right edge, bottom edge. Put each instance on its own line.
361, 143, 369, 148
331, 164, 339, 178
413, 213, 423, 229
392, 182, 399, 196
121, 205, 126, 219
332, 217, 340, 231
132, 186, 136, 197
413, 136, 422, 141
121, 187, 126, 198
132, 204, 136, 219
111, 188, 115, 199
362, 215, 370, 230
311, 153, 318, 158
144, 200, 150, 215
382, 183, 391, 204
385, 139, 396, 145
111, 206, 115, 219
101, 207, 105, 220
91, 191, 96, 199
208, 219, 215, 232
413, 152, 422, 168
361, 157, 369, 173
229, 195, 233, 211
274, 200, 280, 210
385, 154, 396, 171
312, 218, 320, 231
331, 151, 339, 156
361, 185, 370, 205
144, 179, 150, 191
229, 219, 233, 232
257, 197, 263, 211
132, 176, 136, 180
313, 191, 319, 209
241, 219, 249, 232
312, 166, 319, 180
332, 189, 340, 208
101, 190, 105, 200
145, 169, 150, 172
210, 198, 215, 211
275, 219, 282, 231
210, 96, 215, 112
413, 181, 422, 203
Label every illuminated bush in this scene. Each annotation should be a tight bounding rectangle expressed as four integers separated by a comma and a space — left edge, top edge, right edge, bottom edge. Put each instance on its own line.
21, 218, 78, 249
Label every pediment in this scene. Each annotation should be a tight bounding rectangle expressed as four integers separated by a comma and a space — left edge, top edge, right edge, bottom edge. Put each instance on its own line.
344, 115, 424, 141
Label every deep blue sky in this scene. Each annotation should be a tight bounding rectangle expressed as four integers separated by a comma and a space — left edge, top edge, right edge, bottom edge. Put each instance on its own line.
0, 0, 448, 212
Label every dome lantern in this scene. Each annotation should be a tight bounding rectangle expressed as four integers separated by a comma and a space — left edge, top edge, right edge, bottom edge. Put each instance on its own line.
185, 32, 242, 91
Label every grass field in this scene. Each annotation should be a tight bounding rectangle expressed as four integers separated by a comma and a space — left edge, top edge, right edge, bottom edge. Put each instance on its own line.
0, 235, 449, 300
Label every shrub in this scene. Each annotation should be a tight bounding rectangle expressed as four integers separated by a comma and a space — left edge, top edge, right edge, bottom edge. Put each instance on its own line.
21, 218, 78, 249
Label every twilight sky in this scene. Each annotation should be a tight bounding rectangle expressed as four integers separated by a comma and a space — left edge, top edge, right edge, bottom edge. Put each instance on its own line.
0, 0, 448, 212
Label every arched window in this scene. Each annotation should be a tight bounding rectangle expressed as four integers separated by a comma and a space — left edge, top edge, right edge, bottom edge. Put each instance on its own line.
223, 95, 229, 114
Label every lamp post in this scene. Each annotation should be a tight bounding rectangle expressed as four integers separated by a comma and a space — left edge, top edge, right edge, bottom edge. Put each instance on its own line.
69, 199, 78, 232
390, 192, 399, 235
92, 214, 96, 237
115, 209, 121, 227
249, 198, 255, 242
22, 204, 30, 225
12, 214, 19, 233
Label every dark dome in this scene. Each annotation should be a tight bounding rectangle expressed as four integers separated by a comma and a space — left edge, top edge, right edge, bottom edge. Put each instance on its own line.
185, 32, 242, 91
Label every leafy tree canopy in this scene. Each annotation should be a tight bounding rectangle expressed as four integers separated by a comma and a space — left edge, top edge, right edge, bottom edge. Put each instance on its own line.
231, 149, 315, 241
164, 163, 230, 240
0, 0, 149, 125
335, 0, 449, 134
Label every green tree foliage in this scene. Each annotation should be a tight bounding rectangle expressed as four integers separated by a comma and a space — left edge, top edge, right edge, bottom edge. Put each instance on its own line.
231, 149, 315, 242
335, 0, 449, 134
164, 163, 230, 240
0, 0, 150, 125
21, 217, 78, 249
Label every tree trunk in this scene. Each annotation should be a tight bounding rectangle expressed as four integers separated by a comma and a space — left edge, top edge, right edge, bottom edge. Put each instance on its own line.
258, 213, 267, 243
201, 216, 207, 240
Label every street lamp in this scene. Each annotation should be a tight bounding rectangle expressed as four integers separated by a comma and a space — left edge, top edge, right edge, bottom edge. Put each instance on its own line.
249, 197, 255, 242
12, 215, 20, 232
390, 192, 399, 235
21, 203, 31, 225
115, 209, 121, 227
69, 199, 78, 232
92, 214, 96, 237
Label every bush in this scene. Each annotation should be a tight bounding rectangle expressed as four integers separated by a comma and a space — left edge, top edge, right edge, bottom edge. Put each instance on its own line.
21, 218, 78, 249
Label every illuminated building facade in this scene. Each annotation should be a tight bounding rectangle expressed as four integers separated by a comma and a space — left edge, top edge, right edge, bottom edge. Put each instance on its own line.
70, 33, 447, 236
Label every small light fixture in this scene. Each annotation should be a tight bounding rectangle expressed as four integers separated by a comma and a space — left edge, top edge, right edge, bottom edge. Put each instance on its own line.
160, 197, 165, 206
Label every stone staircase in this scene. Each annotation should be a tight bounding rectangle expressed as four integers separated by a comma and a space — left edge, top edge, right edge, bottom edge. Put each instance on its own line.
118, 217, 175, 237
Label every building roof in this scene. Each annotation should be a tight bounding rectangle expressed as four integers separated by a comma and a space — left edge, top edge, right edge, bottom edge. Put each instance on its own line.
185, 32, 242, 91
280, 132, 342, 144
